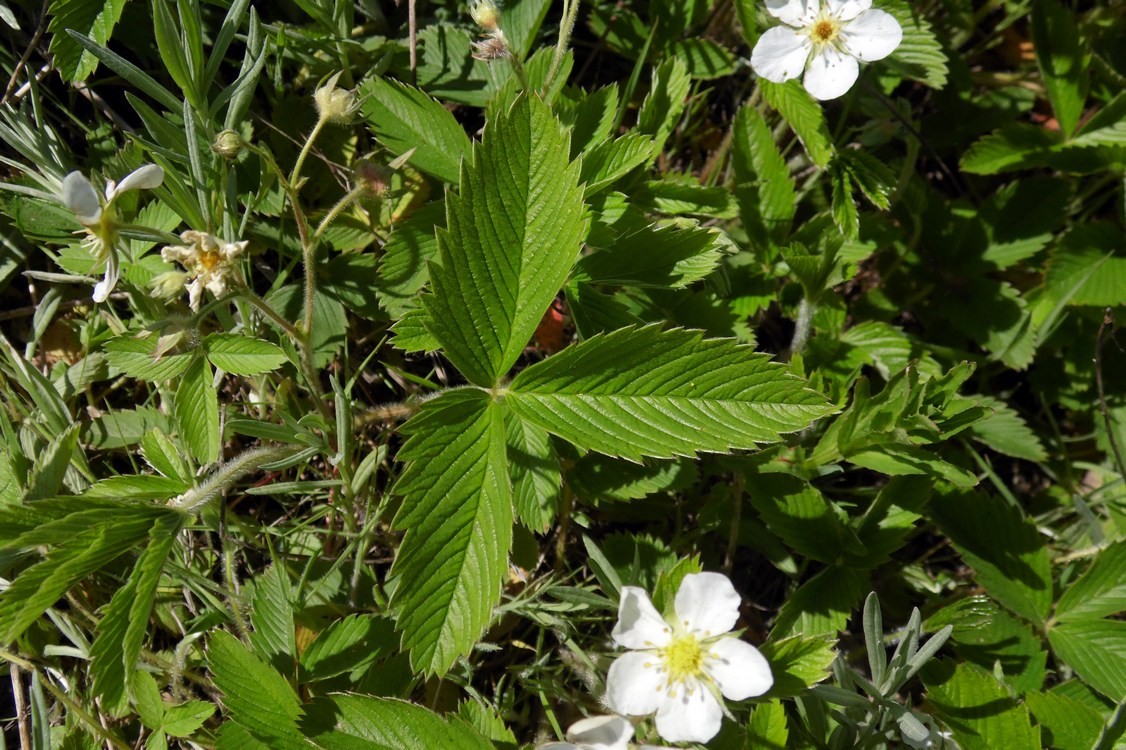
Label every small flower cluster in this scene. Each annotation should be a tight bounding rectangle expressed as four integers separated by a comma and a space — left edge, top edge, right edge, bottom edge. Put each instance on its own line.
540, 572, 773, 748
751, 0, 903, 100
154, 230, 247, 311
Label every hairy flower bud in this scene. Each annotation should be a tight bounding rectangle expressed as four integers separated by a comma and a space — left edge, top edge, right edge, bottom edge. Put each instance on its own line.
314, 71, 360, 124
469, 0, 501, 31
211, 129, 245, 160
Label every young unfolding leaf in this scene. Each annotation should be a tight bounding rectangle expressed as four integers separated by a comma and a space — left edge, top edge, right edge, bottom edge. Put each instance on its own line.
390, 390, 512, 675
506, 326, 832, 461
421, 95, 588, 386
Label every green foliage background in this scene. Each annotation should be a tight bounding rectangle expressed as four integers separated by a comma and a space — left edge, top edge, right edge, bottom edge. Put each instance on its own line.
0, 0, 1125, 747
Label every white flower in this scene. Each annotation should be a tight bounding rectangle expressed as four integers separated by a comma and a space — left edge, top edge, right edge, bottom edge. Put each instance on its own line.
605, 572, 773, 744
60, 164, 164, 302
750, 0, 903, 100
159, 230, 247, 310
537, 715, 673, 750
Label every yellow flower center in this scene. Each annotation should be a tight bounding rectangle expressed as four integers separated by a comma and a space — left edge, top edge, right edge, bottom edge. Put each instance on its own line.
661, 634, 705, 684
811, 17, 840, 44
198, 249, 222, 272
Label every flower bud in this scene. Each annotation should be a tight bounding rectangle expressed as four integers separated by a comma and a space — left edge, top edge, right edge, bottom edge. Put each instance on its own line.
151, 270, 190, 300
469, 0, 501, 31
353, 158, 391, 197
314, 71, 360, 124
211, 129, 245, 160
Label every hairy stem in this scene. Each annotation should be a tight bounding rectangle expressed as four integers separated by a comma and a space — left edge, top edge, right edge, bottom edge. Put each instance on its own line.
173, 445, 303, 515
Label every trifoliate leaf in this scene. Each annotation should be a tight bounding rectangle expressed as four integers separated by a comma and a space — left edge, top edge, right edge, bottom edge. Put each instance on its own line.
390, 390, 512, 675
506, 326, 832, 461
422, 95, 587, 387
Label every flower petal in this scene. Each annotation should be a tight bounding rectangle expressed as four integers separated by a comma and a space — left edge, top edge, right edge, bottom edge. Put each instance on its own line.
674, 572, 740, 637
92, 253, 119, 303
751, 26, 812, 84
61, 172, 102, 225
653, 680, 723, 743
841, 9, 903, 63
706, 637, 774, 700
113, 164, 165, 195
802, 46, 860, 100
538, 744, 579, 750
606, 651, 664, 717
764, 0, 816, 26
565, 715, 633, 750
612, 587, 671, 649
187, 277, 205, 311
827, 0, 872, 21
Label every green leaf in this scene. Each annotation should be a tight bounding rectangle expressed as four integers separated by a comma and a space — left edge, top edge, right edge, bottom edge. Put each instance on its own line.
771, 566, 867, 639
747, 700, 788, 750
421, 95, 587, 386
961, 124, 1063, 175
359, 78, 471, 184
389, 308, 440, 353
669, 39, 737, 80
26, 423, 81, 501
733, 103, 796, 243
1025, 691, 1105, 750
301, 695, 495, 749
90, 513, 182, 713
204, 334, 287, 376
1049, 621, 1126, 702
151, 0, 193, 101
930, 491, 1052, 626
83, 475, 188, 500
968, 397, 1047, 462
746, 473, 865, 564
499, 0, 552, 60
569, 455, 696, 503
837, 149, 895, 211
104, 336, 193, 381
141, 428, 192, 484
375, 201, 443, 317
925, 596, 1046, 694
133, 670, 165, 729
1057, 542, 1126, 622
580, 133, 656, 195
264, 285, 347, 368
47, 0, 128, 82
1030, 0, 1089, 138
507, 326, 832, 461
416, 25, 509, 108
560, 84, 619, 155
0, 513, 156, 645
208, 630, 311, 749
637, 57, 691, 153
248, 565, 295, 668
162, 701, 215, 737
1045, 223, 1126, 306
830, 161, 859, 239
881, 0, 949, 89
175, 355, 220, 465
761, 80, 834, 168
390, 390, 512, 675
923, 661, 1041, 750
577, 222, 726, 289
759, 635, 836, 698
504, 411, 560, 533
300, 614, 393, 681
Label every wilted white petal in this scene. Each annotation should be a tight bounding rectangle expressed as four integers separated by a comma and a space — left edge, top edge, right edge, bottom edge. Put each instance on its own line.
764, 0, 816, 25
186, 277, 205, 311
827, 0, 872, 21
564, 715, 633, 750
750, 26, 812, 84
61, 172, 102, 225
803, 46, 860, 100
92, 254, 119, 303
221, 240, 248, 261
612, 587, 671, 649
841, 9, 903, 62
114, 164, 165, 195
606, 651, 663, 716
674, 572, 740, 636
653, 680, 723, 743
706, 637, 774, 700
204, 275, 229, 299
